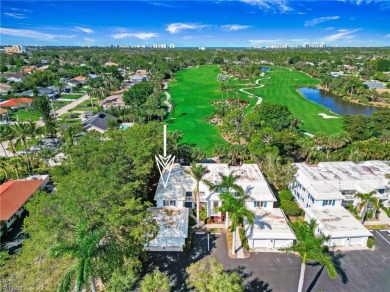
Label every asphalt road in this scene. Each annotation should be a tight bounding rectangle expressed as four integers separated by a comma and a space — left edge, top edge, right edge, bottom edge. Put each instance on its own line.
145, 231, 390, 292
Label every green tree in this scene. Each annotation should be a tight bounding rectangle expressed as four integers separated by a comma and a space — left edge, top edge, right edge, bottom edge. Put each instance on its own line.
185, 163, 210, 227
32, 93, 57, 136
12, 121, 35, 172
140, 269, 170, 292
262, 154, 296, 190
217, 191, 254, 255
186, 257, 243, 292
285, 220, 337, 292
354, 191, 380, 223
50, 224, 117, 292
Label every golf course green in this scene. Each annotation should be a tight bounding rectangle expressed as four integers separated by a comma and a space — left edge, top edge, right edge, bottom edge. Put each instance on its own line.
167, 65, 343, 156
248, 67, 343, 135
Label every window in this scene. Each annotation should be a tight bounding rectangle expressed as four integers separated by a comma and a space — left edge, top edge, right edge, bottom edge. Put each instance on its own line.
185, 191, 192, 197
213, 201, 219, 208
322, 200, 333, 206
377, 189, 385, 194
163, 200, 176, 207
254, 201, 267, 207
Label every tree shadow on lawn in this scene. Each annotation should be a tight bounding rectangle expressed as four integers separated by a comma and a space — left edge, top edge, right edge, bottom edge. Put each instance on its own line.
305, 252, 348, 292
142, 234, 218, 292
226, 265, 272, 292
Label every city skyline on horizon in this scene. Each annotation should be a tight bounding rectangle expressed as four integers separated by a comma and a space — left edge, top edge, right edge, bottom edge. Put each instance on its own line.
1, 0, 389, 47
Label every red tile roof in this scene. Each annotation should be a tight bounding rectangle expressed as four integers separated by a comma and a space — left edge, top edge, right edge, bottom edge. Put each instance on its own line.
0, 180, 44, 221
0, 98, 33, 107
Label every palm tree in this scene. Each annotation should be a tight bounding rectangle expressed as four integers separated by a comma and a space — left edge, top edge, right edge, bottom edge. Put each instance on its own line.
285, 220, 337, 292
185, 163, 210, 227
211, 172, 245, 229
50, 224, 118, 292
12, 121, 34, 172
217, 192, 255, 255
140, 269, 170, 292
0, 157, 9, 180
0, 126, 12, 158
62, 126, 78, 151
354, 191, 379, 223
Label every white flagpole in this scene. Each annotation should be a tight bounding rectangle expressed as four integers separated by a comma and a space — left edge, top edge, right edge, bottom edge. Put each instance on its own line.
163, 124, 167, 157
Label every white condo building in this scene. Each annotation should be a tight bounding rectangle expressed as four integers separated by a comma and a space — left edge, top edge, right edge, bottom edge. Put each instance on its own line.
290, 160, 389, 249
149, 163, 295, 251
290, 161, 390, 209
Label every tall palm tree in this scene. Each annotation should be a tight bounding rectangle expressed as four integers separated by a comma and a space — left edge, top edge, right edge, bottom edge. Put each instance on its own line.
50, 225, 118, 292
12, 121, 34, 172
185, 163, 210, 227
285, 220, 337, 292
211, 172, 245, 228
0, 126, 12, 158
140, 269, 170, 292
354, 191, 379, 223
217, 192, 255, 255
0, 156, 9, 180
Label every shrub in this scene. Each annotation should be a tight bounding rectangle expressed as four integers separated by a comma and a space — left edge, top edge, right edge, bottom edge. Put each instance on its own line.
279, 189, 293, 201
199, 206, 208, 222
189, 216, 197, 227
367, 237, 374, 249
183, 230, 193, 252
238, 227, 249, 250
280, 200, 301, 216
366, 210, 374, 220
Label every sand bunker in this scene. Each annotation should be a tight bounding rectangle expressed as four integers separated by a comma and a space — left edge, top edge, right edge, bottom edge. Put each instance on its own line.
318, 113, 339, 119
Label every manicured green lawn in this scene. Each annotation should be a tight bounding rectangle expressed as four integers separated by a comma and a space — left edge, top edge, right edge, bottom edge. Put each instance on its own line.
167, 65, 228, 156
8, 109, 41, 122
248, 67, 343, 134
59, 94, 83, 100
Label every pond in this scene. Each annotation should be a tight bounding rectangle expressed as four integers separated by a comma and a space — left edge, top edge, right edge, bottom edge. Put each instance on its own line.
298, 87, 381, 116
261, 67, 271, 72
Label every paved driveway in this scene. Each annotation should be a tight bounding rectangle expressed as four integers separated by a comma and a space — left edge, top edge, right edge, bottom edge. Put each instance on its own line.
145, 231, 390, 292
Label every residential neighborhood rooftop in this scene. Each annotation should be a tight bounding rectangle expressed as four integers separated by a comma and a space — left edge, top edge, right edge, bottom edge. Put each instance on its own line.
305, 207, 373, 238
149, 207, 189, 238
0, 179, 45, 221
244, 208, 296, 240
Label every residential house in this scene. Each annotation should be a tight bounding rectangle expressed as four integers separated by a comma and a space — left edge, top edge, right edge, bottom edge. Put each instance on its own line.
101, 94, 126, 109
36, 138, 62, 150
83, 112, 118, 133
0, 73, 25, 83
14, 87, 58, 99
290, 161, 390, 209
146, 207, 189, 251
330, 71, 345, 78
154, 163, 295, 251
104, 62, 118, 67
4, 45, 26, 54
66, 79, 82, 89
0, 175, 49, 236
363, 80, 386, 90
129, 74, 148, 84
0, 97, 33, 110
0, 108, 8, 122
72, 76, 87, 85
21, 66, 35, 75
0, 83, 11, 95
136, 69, 148, 76
304, 207, 372, 248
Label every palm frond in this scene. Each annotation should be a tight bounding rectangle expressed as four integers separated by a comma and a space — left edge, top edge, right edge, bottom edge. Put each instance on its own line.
58, 266, 76, 292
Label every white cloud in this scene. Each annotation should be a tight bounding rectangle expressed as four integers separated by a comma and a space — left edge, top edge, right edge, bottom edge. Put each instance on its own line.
166, 23, 207, 34
323, 28, 361, 42
112, 32, 157, 40
305, 16, 340, 27
84, 37, 96, 42
249, 39, 281, 44
4, 12, 27, 19
10, 8, 32, 13
221, 25, 251, 31
240, 0, 293, 13
75, 26, 94, 34
0, 27, 74, 40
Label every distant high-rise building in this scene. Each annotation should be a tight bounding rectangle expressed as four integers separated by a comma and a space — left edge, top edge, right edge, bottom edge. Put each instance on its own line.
169, 44, 175, 49
199, 47, 206, 50
4, 45, 26, 54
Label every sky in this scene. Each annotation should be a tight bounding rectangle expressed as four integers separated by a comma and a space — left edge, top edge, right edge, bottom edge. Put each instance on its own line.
0, 0, 389, 47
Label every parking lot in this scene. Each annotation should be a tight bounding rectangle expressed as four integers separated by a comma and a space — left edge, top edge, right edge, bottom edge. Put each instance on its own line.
145, 231, 390, 292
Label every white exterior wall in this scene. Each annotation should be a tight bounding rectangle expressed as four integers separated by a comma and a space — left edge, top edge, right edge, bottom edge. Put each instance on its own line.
249, 238, 294, 249
245, 201, 274, 210
148, 237, 185, 249
328, 236, 367, 247
156, 199, 184, 208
